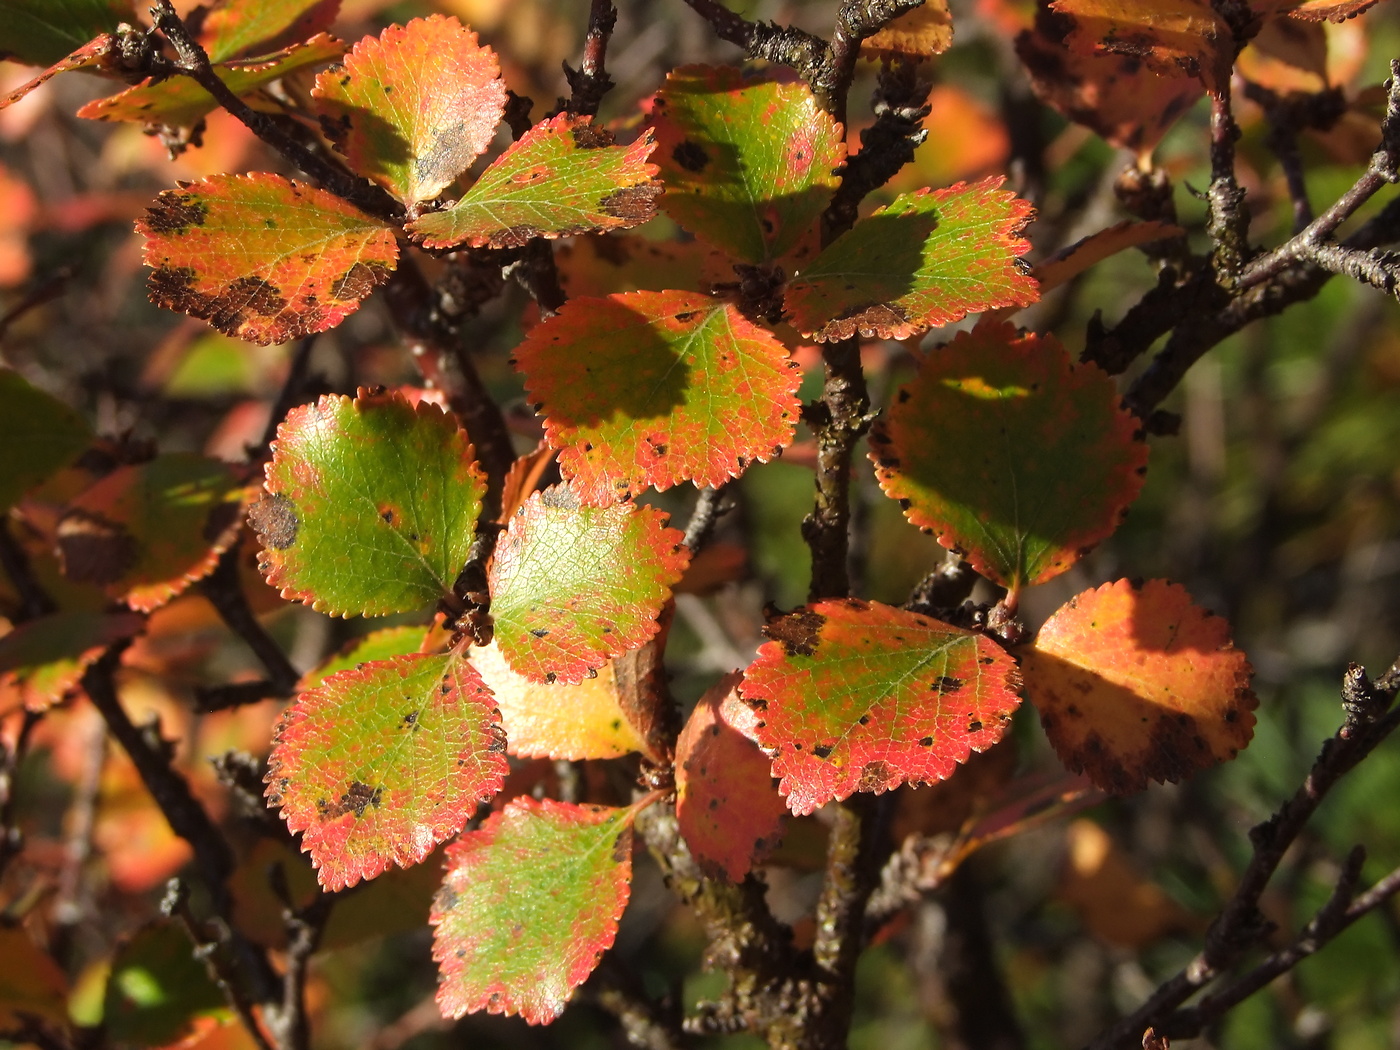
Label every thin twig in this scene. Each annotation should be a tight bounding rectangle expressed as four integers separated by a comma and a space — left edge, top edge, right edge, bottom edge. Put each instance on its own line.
199, 545, 300, 696
565, 0, 619, 118
682, 483, 732, 552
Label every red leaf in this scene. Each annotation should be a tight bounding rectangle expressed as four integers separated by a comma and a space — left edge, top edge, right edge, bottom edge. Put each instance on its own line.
515, 291, 802, 504
740, 599, 1023, 816
1, 34, 120, 112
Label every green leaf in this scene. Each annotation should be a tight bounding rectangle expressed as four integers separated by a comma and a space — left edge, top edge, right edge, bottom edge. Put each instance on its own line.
408, 113, 660, 249
0, 0, 133, 66
200, 0, 340, 62
0, 369, 92, 513
103, 922, 226, 1047
487, 485, 689, 685
78, 33, 344, 128
56, 453, 247, 613
739, 598, 1022, 816
432, 797, 637, 1024
0, 611, 144, 712
312, 15, 506, 206
250, 390, 485, 617
138, 173, 398, 345
514, 290, 802, 504
265, 650, 507, 891
300, 624, 430, 689
651, 65, 845, 265
783, 177, 1038, 342
868, 321, 1149, 597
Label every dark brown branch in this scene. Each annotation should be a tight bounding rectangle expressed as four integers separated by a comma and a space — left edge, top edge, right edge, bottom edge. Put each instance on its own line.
199, 545, 301, 696
1206, 84, 1248, 285
254, 336, 318, 457
818, 0, 926, 126
0, 710, 42, 882
0, 520, 57, 621
564, 0, 618, 118
678, 0, 827, 82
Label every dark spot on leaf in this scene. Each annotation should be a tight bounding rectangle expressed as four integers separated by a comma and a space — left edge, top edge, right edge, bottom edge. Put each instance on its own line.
671, 140, 709, 171
812, 744, 833, 759
56, 509, 137, 585
857, 714, 870, 725
529, 627, 549, 637
436, 886, 459, 911
919, 736, 933, 746
489, 224, 545, 249
967, 720, 983, 733
857, 760, 892, 791
571, 121, 615, 149
380, 507, 395, 524
399, 710, 419, 729
674, 311, 698, 322
763, 608, 826, 658
611, 830, 630, 863
933, 676, 964, 693
599, 183, 661, 222
330, 261, 392, 301
249, 492, 299, 549
144, 190, 208, 233
317, 780, 381, 819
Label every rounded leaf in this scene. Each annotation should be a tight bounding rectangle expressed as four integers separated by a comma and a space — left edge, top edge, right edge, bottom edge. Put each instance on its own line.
0, 611, 144, 713
265, 651, 508, 891
740, 599, 1023, 816
1022, 579, 1257, 794
869, 321, 1148, 597
0, 369, 92, 513
251, 390, 486, 617
200, 0, 340, 62
487, 485, 689, 685
515, 291, 802, 504
432, 797, 636, 1025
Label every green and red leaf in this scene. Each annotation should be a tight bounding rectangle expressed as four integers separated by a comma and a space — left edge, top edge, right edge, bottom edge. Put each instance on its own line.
408, 114, 660, 249
0, 611, 144, 713
739, 599, 1022, 816
138, 173, 398, 345
200, 0, 340, 62
486, 485, 689, 685
0, 0, 133, 67
251, 390, 486, 617
0, 32, 120, 111
515, 291, 801, 504
299, 624, 432, 689
783, 178, 1037, 342
869, 321, 1148, 598
1021, 579, 1257, 794
265, 650, 507, 891
650, 65, 845, 265
432, 797, 638, 1024
312, 15, 506, 205
0, 369, 92, 513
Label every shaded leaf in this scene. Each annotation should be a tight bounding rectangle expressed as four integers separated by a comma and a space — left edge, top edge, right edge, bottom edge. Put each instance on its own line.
651, 66, 845, 265
676, 673, 786, 881
1031, 220, 1185, 294
1022, 579, 1257, 794
0, 0, 132, 66
553, 234, 729, 298
409, 113, 660, 249
0, 369, 92, 513
739, 599, 1022, 816
78, 34, 345, 129
1049, 0, 1232, 92
1060, 818, 1192, 947
868, 321, 1148, 598
516, 291, 801, 503
0, 611, 144, 712
1288, 0, 1386, 19
57, 453, 248, 613
432, 797, 637, 1024
0, 927, 69, 1029
784, 178, 1037, 342
312, 15, 506, 205
201, 0, 340, 61
265, 650, 508, 890
138, 173, 398, 344
104, 922, 226, 1047
251, 390, 486, 617
861, 0, 955, 61
487, 485, 689, 685
469, 639, 645, 760
299, 624, 430, 689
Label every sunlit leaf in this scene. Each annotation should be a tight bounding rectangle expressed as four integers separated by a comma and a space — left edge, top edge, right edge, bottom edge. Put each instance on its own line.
676, 673, 786, 881
138, 173, 398, 344
515, 291, 801, 504
651, 66, 845, 265
408, 113, 660, 249
0, 32, 119, 111
487, 485, 689, 685
250, 390, 485, 617
1022, 579, 1257, 794
739, 599, 1022, 816
0, 0, 132, 66
201, 0, 340, 61
265, 650, 507, 890
432, 797, 638, 1024
299, 624, 431, 689
0, 369, 92, 513
868, 321, 1148, 598
312, 15, 506, 205
783, 178, 1037, 342
0, 611, 144, 712
861, 0, 955, 61
1049, 0, 1232, 92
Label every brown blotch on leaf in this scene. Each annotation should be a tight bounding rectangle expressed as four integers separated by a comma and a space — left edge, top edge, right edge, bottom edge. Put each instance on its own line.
489, 224, 544, 249
812, 744, 834, 759
671, 140, 709, 172
763, 608, 826, 658
820, 302, 911, 341
571, 121, 615, 149
599, 183, 662, 223
933, 675, 965, 693
857, 760, 893, 792
248, 492, 299, 550
144, 190, 208, 233
56, 509, 137, 585
330, 261, 393, 301
541, 485, 580, 511
317, 780, 382, 819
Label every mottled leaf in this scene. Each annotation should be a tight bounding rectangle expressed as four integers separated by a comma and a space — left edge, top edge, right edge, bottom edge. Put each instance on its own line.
487, 485, 689, 685
265, 650, 507, 890
783, 178, 1037, 342
299, 624, 430, 689
868, 321, 1148, 598
676, 673, 786, 881
0, 611, 144, 712
78, 34, 345, 128
469, 639, 645, 759
432, 797, 637, 1024
409, 113, 660, 249
515, 291, 801, 504
861, 0, 955, 61
740, 599, 1023, 816
0, 0, 132, 66
1022, 579, 1257, 794
0, 33, 119, 111
1049, 0, 1232, 92
56, 453, 248, 612
0, 369, 92, 513
138, 173, 398, 344
651, 66, 844, 265
201, 0, 340, 61
312, 15, 506, 205
251, 390, 485, 617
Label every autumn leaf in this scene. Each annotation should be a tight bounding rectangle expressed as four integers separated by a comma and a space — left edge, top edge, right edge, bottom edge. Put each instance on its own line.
200, 0, 340, 61
1021, 579, 1257, 794
312, 15, 506, 206
487, 485, 689, 684
515, 290, 802, 503
137, 173, 398, 344
250, 389, 485, 617
0, 611, 144, 713
408, 113, 660, 249
1049, 0, 1233, 93
299, 624, 431, 689
432, 797, 639, 1024
0, 369, 92, 513
0, 927, 68, 1030
739, 599, 1023, 816
783, 177, 1037, 342
0, 0, 132, 67
861, 0, 955, 61
868, 321, 1148, 599
103, 922, 229, 1047
265, 651, 507, 890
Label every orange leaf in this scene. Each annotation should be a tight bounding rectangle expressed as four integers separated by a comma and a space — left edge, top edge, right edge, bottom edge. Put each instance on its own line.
861, 0, 955, 61
1049, 0, 1233, 93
